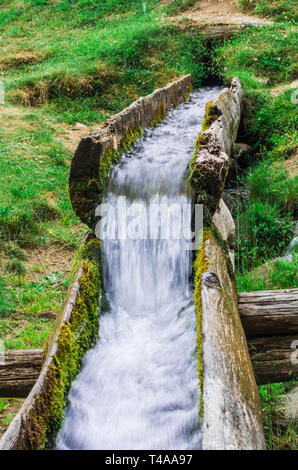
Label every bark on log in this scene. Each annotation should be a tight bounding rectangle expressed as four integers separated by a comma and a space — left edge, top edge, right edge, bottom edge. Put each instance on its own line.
239, 289, 298, 337
248, 335, 298, 385
0, 350, 44, 398
200, 233, 266, 450
190, 78, 244, 217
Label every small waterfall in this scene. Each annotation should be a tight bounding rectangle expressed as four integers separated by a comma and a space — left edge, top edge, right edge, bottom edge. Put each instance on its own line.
57, 87, 221, 450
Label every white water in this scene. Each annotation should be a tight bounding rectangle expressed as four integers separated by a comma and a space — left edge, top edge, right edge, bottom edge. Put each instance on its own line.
57, 87, 221, 450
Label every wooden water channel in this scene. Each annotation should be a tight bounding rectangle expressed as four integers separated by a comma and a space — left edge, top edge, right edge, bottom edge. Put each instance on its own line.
0, 76, 297, 450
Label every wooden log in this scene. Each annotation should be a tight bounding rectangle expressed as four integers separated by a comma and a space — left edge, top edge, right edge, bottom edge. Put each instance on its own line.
201, 24, 243, 39
0, 350, 43, 398
190, 78, 244, 217
199, 232, 266, 450
239, 289, 298, 337
248, 335, 298, 385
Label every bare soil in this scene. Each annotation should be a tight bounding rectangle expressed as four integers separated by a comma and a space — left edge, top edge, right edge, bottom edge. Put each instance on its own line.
173, 0, 272, 26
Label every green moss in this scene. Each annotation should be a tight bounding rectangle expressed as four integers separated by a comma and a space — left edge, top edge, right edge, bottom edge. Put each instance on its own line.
149, 102, 166, 128
202, 101, 221, 132
193, 229, 211, 420
18, 238, 102, 449
69, 177, 99, 227
184, 81, 193, 101
98, 125, 142, 190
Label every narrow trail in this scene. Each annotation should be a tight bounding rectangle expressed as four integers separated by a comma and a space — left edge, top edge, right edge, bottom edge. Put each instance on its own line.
173, 0, 272, 26
56, 87, 221, 450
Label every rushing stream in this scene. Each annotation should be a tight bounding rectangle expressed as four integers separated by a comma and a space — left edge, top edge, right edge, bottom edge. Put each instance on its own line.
57, 87, 221, 450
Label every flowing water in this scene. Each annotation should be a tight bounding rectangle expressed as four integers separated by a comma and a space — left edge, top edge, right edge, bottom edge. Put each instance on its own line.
57, 87, 221, 450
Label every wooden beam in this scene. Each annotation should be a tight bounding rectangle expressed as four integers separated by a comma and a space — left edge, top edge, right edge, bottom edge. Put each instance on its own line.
239, 288, 298, 337
0, 350, 43, 398
248, 335, 298, 385
199, 233, 266, 450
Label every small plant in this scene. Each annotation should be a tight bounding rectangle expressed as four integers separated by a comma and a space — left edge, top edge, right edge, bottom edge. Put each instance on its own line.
236, 202, 295, 272
164, 0, 197, 14
236, 255, 298, 292
31, 200, 60, 222
3, 242, 27, 261
0, 276, 15, 317
246, 161, 298, 214
239, 0, 298, 24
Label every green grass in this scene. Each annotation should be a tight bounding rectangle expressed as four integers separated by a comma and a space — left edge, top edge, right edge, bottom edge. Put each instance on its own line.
164, 0, 198, 14
236, 255, 298, 292
215, 23, 297, 274
260, 381, 298, 450
1, 1, 210, 124
217, 14, 298, 450
0, 397, 23, 436
0, 106, 86, 343
0, 0, 297, 447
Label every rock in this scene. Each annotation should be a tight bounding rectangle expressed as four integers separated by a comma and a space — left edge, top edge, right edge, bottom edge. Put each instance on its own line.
212, 198, 235, 248
222, 188, 249, 218
37, 311, 57, 320
232, 143, 255, 169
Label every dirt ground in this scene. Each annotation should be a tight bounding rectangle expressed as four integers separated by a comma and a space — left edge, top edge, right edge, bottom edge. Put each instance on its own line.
174, 0, 272, 25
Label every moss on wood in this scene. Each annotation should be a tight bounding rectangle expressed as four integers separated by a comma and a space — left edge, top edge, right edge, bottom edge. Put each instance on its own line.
193, 229, 211, 420
17, 238, 102, 449
202, 101, 221, 132
149, 102, 166, 128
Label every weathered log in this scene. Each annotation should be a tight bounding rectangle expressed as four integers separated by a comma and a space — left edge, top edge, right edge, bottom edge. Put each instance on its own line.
190, 78, 244, 217
199, 232, 266, 450
200, 24, 244, 39
248, 335, 298, 385
0, 350, 44, 398
239, 289, 298, 337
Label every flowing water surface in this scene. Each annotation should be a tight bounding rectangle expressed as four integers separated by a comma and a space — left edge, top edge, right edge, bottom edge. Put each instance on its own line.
57, 87, 221, 450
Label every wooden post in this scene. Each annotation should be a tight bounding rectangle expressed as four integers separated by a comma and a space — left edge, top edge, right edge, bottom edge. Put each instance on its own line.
239, 289, 298, 337
0, 350, 43, 398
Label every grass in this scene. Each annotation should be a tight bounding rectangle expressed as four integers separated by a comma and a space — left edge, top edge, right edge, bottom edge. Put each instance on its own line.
0, 105, 87, 347
1, 1, 210, 123
0, 397, 24, 437
0, 0, 296, 448
215, 22, 297, 274
236, 255, 298, 292
260, 381, 298, 450
0, 0, 217, 352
